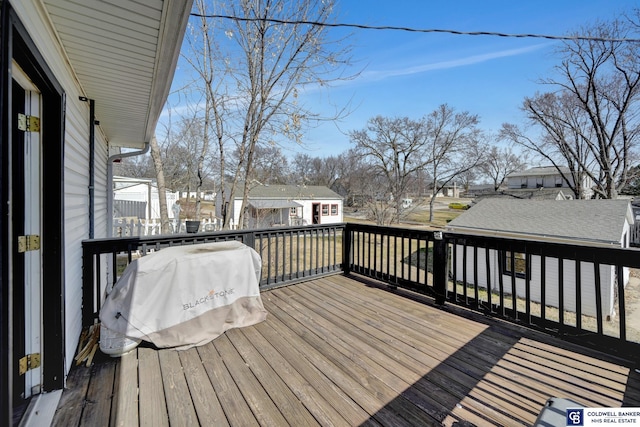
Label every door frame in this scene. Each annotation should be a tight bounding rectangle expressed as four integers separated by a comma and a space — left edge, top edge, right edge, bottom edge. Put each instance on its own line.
312, 203, 321, 225
1, 3, 66, 423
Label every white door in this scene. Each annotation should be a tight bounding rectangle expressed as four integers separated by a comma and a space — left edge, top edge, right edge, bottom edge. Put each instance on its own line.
12, 60, 43, 400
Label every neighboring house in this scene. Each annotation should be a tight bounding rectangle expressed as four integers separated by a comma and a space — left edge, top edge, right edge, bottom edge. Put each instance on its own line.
180, 190, 217, 201
114, 176, 180, 221
446, 199, 634, 319
424, 182, 462, 198
506, 166, 594, 199
463, 184, 497, 198
473, 187, 573, 202
1, 1, 191, 423
217, 184, 343, 229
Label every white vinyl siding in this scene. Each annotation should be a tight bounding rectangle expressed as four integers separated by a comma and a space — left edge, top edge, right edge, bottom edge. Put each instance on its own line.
15, 1, 111, 376
452, 245, 620, 318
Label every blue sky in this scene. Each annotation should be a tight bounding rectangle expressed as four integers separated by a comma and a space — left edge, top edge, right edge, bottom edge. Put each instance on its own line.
291, 0, 639, 157
166, 0, 638, 159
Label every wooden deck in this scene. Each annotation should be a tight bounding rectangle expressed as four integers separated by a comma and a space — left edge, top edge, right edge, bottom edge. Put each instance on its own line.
52, 274, 640, 426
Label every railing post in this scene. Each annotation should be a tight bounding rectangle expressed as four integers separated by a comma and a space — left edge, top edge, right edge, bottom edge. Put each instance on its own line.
343, 223, 351, 275
433, 231, 448, 305
82, 244, 95, 327
244, 230, 256, 250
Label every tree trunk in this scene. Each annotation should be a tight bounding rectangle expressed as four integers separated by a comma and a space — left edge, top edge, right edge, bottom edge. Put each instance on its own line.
150, 136, 171, 234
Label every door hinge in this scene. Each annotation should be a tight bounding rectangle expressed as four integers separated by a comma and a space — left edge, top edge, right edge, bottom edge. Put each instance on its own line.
17, 113, 40, 132
19, 353, 41, 375
17, 235, 40, 253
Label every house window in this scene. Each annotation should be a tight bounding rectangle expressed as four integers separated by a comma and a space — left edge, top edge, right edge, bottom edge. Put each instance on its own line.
536, 177, 543, 188
331, 204, 338, 215
322, 204, 329, 216
503, 251, 527, 278
555, 176, 563, 187
289, 207, 297, 217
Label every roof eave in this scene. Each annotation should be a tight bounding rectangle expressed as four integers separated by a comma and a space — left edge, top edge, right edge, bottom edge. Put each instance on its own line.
142, 0, 192, 147
42, 0, 193, 149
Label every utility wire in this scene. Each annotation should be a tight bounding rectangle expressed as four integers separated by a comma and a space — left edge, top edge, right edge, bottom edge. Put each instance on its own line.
190, 13, 640, 43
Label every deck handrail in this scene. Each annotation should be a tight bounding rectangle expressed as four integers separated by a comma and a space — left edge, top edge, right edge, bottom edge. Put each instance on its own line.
82, 224, 344, 326
343, 223, 640, 362
83, 222, 640, 361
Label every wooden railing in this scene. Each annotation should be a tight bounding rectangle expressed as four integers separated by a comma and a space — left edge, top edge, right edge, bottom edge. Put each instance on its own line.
82, 224, 344, 326
343, 223, 640, 361
83, 222, 640, 360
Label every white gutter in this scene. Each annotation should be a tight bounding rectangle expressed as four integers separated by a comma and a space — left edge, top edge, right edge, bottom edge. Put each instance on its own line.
444, 227, 625, 249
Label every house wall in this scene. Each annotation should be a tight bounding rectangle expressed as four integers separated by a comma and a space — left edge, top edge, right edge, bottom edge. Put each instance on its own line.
227, 198, 343, 229
507, 171, 594, 198
508, 174, 571, 189
296, 199, 343, 225
14, 1, 107, 376
451, 246, 622, 318
248, 209, 290, 229
115, 184, 180, 219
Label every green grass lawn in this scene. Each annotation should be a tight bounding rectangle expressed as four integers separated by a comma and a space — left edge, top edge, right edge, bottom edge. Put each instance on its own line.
405, 209, 462, 226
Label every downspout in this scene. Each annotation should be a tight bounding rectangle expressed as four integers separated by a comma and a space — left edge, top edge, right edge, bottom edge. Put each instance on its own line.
106, 142, 150, 237
89, 99, 95, 238
80, 96, 96, 238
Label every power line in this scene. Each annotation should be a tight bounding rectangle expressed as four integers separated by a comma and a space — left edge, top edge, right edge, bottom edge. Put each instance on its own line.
190, 13, 640, 43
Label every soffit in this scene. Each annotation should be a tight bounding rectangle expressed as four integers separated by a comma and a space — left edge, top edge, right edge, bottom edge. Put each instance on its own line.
41, 0, 192, 148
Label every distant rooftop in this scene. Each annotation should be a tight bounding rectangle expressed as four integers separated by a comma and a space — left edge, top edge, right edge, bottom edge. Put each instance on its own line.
447, 199, 633, 245
248, 184, 342, 200
507, 166, 570, 178
472, 188, 572, 201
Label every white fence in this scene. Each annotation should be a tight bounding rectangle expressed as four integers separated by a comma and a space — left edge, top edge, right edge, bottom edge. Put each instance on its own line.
112, 217, 231, 237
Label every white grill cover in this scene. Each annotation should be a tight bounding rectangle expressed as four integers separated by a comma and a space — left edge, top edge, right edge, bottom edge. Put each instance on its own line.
100, 241, 267, 349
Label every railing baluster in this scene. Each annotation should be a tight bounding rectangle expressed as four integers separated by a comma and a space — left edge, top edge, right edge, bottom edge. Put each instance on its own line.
618, 264, 626, 342
540, 255, 546, 321
485, 243, 492, 312
497, 250, 505, 317
450, 239, 457, 301
462, 242, 468, 305
575, 256, 582, 330
594, 261, 603, 335
525, 252, 531, 324
510, 245, 517, 319
385, 233, 390, 280
558, 258, 564, 329
473, 245, 478, 309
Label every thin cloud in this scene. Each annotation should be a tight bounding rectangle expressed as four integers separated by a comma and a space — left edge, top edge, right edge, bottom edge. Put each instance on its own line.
360, 43, 549, 82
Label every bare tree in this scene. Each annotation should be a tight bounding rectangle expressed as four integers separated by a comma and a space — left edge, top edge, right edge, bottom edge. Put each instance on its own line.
113, 154, 155, 179
149, 136, 172, 233
501, 108, 593, 199
240, 143, 289, 184
168, 117, 216, 197
424, 104, 485, 221
350, 116, 430, 224
290, 153, 315, 184
289, 152, 343, 188
502, 13, 640, 199
179, 0, 225, 221
351, 108, 484, 224
181, 0, 352, 229
480, 144, 529, 191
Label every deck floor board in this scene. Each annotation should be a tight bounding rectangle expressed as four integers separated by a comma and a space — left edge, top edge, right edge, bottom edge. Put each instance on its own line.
52, 274, 640, 426
138, 347, 168, 427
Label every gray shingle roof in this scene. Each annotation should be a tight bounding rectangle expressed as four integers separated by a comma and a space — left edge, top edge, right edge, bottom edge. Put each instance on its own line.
447, 199, 633, 245
507, 166, 570, 178
248, 185, 342, 200
473, 188, 570, 201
